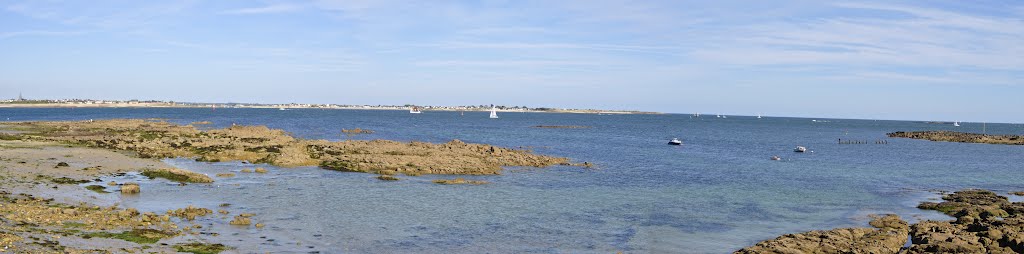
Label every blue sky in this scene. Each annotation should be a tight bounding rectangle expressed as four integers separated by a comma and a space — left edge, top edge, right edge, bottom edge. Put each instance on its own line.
1, 1, 1022, 122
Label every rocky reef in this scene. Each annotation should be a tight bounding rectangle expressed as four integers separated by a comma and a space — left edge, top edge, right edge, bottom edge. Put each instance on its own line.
736, 189, 1024, 253
532, 125, 590, 129
735, 214, 908, 254
910, 190, 1024, 253
0, 191, 181, 252
431, 178, 488, 185
887, 131, 1024, 145
5, 119, 571, 175
141, 168, 214, 183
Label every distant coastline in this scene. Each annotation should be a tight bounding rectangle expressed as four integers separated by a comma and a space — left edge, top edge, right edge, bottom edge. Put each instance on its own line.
0, 100, 660, 115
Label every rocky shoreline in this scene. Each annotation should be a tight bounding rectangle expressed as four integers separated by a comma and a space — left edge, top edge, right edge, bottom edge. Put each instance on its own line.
2, 119, 577, 176
0, 119, 583, 252
736, 190, 1024, 253
0, 139, 230, 253
887, 131, 1024, 145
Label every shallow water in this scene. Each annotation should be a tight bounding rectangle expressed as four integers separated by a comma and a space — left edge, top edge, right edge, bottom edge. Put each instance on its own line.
4, 108, 1024, 253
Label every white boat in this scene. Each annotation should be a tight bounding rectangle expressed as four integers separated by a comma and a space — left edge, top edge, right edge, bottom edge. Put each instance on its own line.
771, 155, 781, 161
278, 107, 288, 111
489, 107, 499, 119
716, 114, 721, 118
668, 138, 682, 145
953, 121, 960, 127
794, 146, 807, 153
410, 107, 422, 114
757, 114, 762, 119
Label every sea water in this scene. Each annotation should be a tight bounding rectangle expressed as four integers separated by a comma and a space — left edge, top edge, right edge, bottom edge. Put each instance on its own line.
3, 108, 1023, 253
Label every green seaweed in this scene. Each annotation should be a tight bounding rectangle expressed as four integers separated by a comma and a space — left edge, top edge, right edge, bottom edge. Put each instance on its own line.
174, 242, 229, 254
84, 185, 108, 193
62, 222, 87, 228
140, 169, 212, 183
81, 229, 171, 244
51, 177, 90, 184
0, 133, 22, 140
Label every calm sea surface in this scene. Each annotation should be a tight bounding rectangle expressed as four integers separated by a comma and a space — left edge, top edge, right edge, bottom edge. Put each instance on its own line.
3, 108, 1023, 253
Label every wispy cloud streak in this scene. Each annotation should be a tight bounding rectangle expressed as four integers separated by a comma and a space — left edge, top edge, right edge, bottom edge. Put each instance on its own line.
221, 4, 301, 15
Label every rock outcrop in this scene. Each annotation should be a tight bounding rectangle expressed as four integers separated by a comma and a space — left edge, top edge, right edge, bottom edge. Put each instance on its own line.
735, 214, 909, 254
7, 119, 571, 175
909, 190, 1024, 253
887, 131, 1024, 145
737, 190, 1024, 253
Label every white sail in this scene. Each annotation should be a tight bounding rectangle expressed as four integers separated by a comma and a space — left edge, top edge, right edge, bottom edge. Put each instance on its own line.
489, 107, 499, 119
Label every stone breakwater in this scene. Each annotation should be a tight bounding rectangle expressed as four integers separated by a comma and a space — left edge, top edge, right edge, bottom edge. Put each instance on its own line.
887, 131, 1024, 145
736, 189, 1024, 253
3, 119, 572, 175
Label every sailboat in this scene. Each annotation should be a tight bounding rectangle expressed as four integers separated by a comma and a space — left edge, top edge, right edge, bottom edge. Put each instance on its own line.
409, 107, 422, 114
953, 121, 960, 127
757, 113, 762, 119
489, 107, 499, 119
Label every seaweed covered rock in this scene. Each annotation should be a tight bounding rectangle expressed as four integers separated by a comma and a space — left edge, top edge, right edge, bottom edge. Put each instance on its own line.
168, 205, 213, 221
11, 119, 572, 175
907, 190, 1024, 253
887, 131, 1024, 145
141, 168, 213, 183
120, 183, 140, 194
735, 214, 909, 254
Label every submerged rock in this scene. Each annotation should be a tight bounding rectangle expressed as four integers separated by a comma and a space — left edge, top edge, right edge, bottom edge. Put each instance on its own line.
377, 175, 399, 181
431, 178, 488, 185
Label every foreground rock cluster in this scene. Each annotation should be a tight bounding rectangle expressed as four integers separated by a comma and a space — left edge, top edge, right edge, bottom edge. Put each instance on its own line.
736, 190, 1024, 253
888, 131, 1024, 145
0, 191, 225, 253
5, 119, 572, 175
910, 190, 1024, 253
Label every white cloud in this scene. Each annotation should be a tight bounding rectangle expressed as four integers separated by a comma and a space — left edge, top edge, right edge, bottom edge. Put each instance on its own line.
222, 4, 301, 15
0, 30, 88, 39
690, 3, 1024, 72
415, 60, 601, 68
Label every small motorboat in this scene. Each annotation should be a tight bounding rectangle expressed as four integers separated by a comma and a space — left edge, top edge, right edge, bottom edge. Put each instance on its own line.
794, 146, 807, 153
770, 155, 781, 161
668, 138, 683, 145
